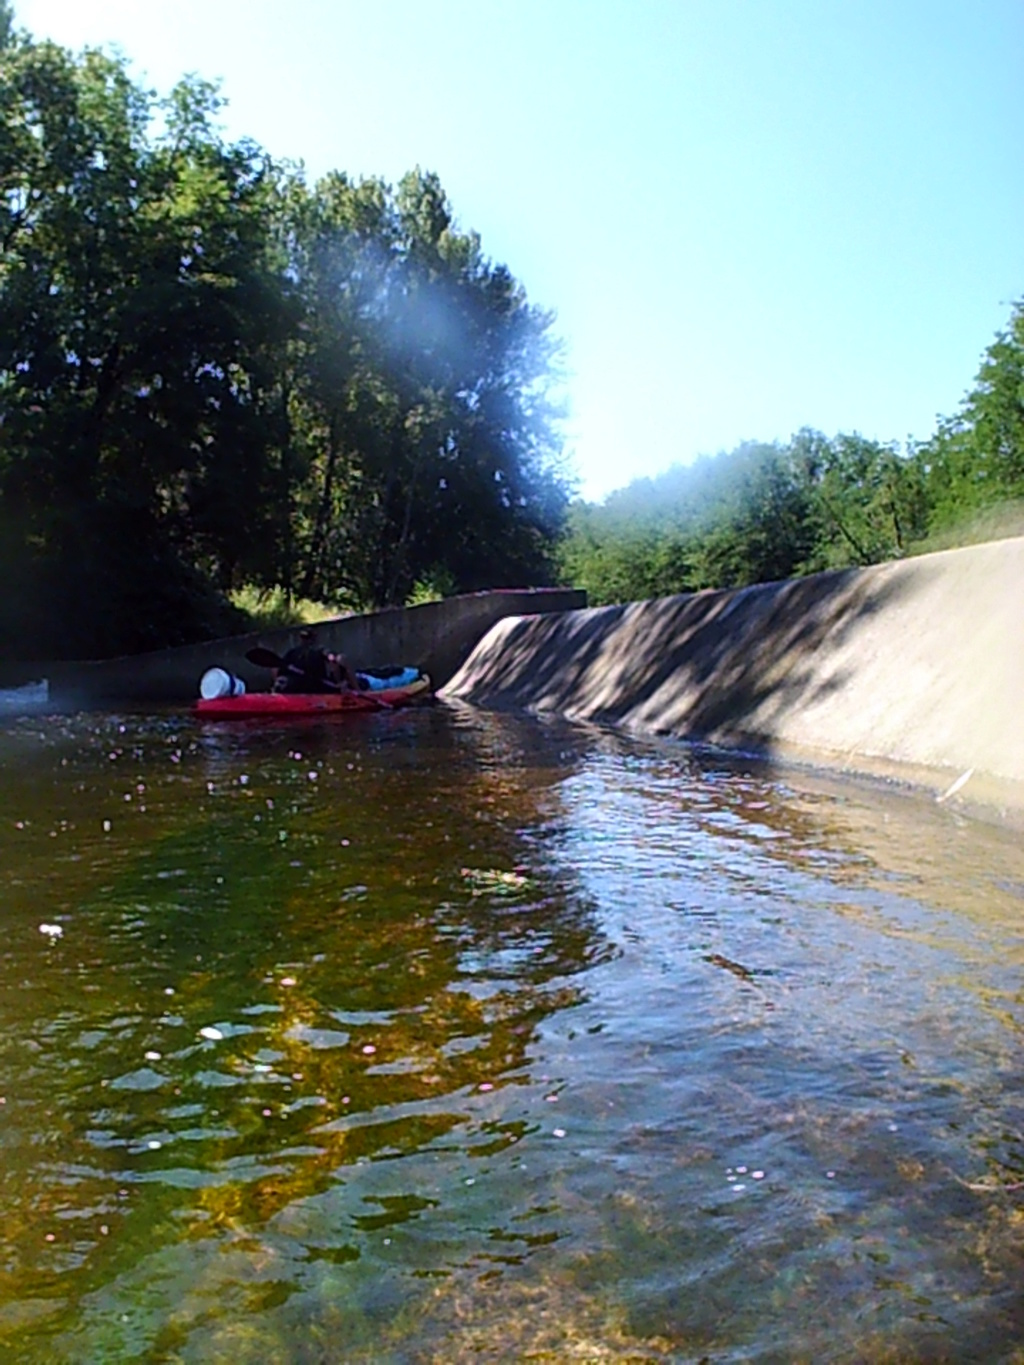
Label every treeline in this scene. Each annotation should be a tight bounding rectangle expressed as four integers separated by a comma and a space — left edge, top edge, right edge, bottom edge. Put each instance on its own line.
0, 9, 569, 659
559, 300, 1024, 605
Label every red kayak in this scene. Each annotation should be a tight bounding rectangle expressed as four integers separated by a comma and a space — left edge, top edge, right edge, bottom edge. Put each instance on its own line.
195, 674, 432, 718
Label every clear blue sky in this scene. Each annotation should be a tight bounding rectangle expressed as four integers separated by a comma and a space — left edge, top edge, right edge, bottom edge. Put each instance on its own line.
16, 0, 1024, 501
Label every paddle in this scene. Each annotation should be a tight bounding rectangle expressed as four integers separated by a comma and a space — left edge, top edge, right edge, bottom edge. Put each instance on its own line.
246, 646, 284, 669
244, 646, 393, 709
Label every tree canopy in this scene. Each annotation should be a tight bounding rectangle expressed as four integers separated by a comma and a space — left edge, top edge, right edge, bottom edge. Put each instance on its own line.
0, 16, 569, 659
919, 300, 1024, 533
280, 167, 568, 612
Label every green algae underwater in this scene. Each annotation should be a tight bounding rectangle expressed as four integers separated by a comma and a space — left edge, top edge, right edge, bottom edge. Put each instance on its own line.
2, 701, 1024, 1362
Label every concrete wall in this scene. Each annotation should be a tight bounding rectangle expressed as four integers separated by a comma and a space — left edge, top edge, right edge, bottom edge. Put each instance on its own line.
44, 587, 586, 707
442, 538, 1024, 818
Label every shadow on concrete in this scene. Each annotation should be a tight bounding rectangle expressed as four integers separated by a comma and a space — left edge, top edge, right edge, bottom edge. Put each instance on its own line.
443, 563, 911, 760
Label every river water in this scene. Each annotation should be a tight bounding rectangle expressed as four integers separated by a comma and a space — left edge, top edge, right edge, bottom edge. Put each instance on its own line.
1, 700, 1023, 1362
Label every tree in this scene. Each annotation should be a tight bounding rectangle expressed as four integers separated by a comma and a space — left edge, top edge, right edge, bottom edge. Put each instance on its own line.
0, 36, 292, 655
790, 430, 929, 571
0, 17, 570, 658
921, 300, 1024, 536
283, 168, 569, 609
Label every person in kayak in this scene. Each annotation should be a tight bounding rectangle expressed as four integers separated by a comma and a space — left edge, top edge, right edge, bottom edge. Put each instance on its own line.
274, 629, 359, 694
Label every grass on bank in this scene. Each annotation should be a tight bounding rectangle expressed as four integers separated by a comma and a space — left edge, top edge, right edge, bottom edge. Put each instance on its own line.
907, 500, 1024, 558
229, 587, 348, 631
231, 573, 455, 632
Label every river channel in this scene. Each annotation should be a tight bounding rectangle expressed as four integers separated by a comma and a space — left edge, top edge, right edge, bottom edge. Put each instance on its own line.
1, 700, 1023, 1362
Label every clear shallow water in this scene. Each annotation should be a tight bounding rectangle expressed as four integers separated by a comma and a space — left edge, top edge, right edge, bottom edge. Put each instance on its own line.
1, 702, 1024, 1362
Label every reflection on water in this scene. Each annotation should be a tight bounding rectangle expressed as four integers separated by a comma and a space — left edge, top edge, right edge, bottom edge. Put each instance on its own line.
1, 704, 1023, 1360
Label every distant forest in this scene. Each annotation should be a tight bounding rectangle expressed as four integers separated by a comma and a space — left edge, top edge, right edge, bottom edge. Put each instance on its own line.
559, 294, 1024, 603
1, 1, 1021, 660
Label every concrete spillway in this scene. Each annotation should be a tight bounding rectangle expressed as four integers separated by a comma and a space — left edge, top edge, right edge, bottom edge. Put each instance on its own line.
443, 537, 1024, 822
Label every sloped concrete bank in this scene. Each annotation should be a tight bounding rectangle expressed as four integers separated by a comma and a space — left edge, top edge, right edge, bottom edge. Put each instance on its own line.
442, 538, 1024, 822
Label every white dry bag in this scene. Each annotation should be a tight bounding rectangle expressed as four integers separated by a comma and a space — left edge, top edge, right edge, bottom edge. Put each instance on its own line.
199, 667, 246, 700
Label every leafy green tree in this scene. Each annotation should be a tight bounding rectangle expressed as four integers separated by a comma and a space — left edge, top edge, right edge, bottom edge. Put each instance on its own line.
283, 168, 568, 610
920, 300, 1024, 536
0, 34, 292, 655
0, 10, 571, 659
790, 430, 930, 571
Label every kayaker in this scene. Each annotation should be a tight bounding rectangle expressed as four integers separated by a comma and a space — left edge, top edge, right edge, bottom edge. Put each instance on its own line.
274, 629, 359, 694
